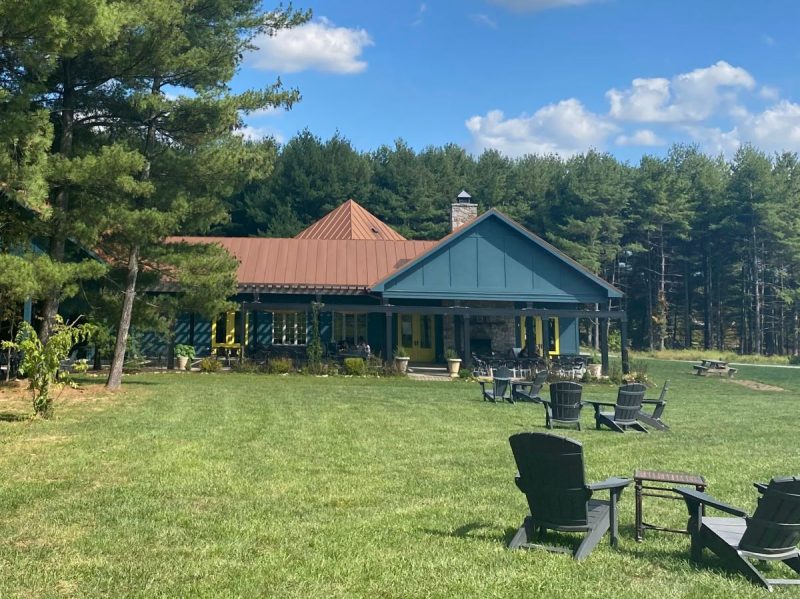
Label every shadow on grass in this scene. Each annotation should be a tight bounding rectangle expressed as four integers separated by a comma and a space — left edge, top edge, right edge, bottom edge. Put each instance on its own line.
0, 412, 31, 422
422, 522, 520, 545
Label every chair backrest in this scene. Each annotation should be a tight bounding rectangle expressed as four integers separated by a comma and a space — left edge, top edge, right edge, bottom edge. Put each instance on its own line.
613, 383, 647, 423
549, 382, 583, 423
530, 369, 549, 393
493, 366, 513, 398
509, 432, 590, 528
657, 380, 670, 402
740, 476, 800, 555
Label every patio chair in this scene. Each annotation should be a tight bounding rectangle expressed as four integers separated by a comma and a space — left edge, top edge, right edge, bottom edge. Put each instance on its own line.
589, 383, 648, 433
512, 369, 549, 403
637, 380, 669, 431
542, 382, 584, 430
674, 476, 800, 591
508, 432, 631, 560
479, 366, 513, 404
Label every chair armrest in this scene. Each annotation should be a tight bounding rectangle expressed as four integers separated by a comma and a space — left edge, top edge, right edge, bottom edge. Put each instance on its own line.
673, 487, 748, 517
587, 477, 632, 492
641, 399, 665, 406
585, 400, 616, 408
754, 482, 768, 494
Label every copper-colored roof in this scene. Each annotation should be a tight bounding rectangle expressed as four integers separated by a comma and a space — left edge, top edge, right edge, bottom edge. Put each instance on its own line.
169, 237, 436, 293
294, 199, 406, 241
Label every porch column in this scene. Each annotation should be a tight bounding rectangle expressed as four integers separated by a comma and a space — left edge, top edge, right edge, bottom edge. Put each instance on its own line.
525, 316, 535, 352
599, 317, 610, 375
385, 311, 392, 360
620, 318, 630, 374
541, 318, 550, 362
240, 302, 247, 362
463, 314, 471, 367
167, 322, 175, 370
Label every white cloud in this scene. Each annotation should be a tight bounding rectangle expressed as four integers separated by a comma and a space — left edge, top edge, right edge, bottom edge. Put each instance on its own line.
489, 0, 600, 11
412, 3, 428, 26
607, 61, 755, 123
615, 129, 665, 147
249, 106, 284, 118
236, 125, 284, 144
249, 17, 373, 75
759, 86, 780, 101
470, 13, 498, 28
466, 99, 617, 157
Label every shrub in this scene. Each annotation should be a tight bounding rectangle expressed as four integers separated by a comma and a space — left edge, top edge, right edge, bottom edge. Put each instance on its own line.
789, 354, 800, 366
444, 348, 459, 360
267, 357, 293, 374
458, 368, 472, 379
174, 344, 195, 359
1, 317, 94, 418
394, 346, 409, 358
344, 357, 366, 376
231, 359, 262, 373
199, 357, 222, 373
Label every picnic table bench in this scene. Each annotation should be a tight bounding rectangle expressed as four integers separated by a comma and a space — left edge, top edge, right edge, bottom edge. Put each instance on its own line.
693, 359, 737, 378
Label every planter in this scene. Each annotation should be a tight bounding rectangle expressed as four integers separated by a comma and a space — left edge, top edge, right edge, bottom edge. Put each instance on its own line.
587, 363, 602, 378
176, 356, 189, 370
394, 356, 410, 373
446, 358, 462, 377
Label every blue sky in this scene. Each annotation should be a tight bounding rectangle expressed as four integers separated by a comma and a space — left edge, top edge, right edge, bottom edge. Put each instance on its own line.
234, 0, 800, 162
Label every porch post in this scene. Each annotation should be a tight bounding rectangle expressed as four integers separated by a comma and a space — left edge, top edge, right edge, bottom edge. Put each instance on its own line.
463, 314, 471, 366
599, 317, 610, 375
385, 311, 392, 360
620, 317, 630, 374
541, 317, 550, 361
240, 302, 246, 362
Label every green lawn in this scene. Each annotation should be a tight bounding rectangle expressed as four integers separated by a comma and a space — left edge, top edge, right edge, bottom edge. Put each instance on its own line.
1, 360, 799, 598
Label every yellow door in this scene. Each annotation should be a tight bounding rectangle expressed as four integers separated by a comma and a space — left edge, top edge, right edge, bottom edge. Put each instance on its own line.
398, 314, 435, 362
520, 316, 560, 356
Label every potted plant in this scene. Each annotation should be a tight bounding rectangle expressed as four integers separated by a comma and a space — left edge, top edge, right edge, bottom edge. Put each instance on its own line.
174, 344, 195, 370
587, 350, 602, 378
394, 346, 410, 373
444, 348, 461, 378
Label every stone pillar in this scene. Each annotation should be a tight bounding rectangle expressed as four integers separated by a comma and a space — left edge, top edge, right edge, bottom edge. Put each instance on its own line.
450, 190, 478, 231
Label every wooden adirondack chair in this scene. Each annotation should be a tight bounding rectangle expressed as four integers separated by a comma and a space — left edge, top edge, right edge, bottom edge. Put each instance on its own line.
588, 383, 648, 433
479, 366, 513, 404
508, 432, 631, 560
637, 380, 669, 431
542, 381, 584, 430
674, 476, 800, 590
511, 369, 549, 403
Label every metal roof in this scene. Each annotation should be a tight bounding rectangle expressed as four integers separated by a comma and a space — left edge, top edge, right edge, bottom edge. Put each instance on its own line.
169, 236, 435, 293
294, 199, 406, 241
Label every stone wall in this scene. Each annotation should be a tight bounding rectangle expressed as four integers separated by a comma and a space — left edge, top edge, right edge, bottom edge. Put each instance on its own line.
442, 313, 518, 358
450, 202, 478, 231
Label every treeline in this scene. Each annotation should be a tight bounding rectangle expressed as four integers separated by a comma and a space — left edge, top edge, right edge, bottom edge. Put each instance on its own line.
216, 131, 800, 355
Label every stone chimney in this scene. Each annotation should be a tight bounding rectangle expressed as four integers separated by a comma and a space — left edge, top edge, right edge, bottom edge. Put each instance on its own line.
450, 190, 478, 232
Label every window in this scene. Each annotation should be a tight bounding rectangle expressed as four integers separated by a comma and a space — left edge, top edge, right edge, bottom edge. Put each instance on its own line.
273, 312, 307, 345
333, 312, 368, 346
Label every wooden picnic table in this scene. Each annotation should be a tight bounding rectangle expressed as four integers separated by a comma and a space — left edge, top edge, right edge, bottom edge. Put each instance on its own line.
693, 359, 738, 378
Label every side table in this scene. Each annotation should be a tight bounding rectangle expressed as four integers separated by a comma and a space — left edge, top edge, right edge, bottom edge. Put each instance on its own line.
634, 469, 706, 542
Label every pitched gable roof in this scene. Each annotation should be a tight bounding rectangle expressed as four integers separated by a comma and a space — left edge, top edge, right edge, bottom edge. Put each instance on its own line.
169, 236, 435, 293
294, 199, 406, 241
371, 208, 623, 299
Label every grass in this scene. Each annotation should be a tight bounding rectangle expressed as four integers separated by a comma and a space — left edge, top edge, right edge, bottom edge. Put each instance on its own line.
1, 360, 799, 597
630, 348, 794, 365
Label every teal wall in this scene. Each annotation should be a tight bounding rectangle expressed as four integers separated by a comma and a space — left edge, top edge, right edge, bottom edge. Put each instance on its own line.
377, 214, 612, 303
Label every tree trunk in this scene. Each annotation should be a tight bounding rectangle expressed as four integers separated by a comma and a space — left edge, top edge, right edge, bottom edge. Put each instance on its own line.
752, 226, 762, 355
106, 244, 140, 389
703, 248, 712, 350
683, 259, 691, 348
41, 60, 75, 341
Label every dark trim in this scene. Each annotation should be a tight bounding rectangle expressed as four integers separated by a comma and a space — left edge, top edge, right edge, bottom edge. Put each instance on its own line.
242, 302, 626, 321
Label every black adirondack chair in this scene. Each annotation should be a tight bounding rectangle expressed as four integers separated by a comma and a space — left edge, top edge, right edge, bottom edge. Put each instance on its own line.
512, 369, 549, 403
637, 380, 669, 431
508, 432, 631, 560
542, 381, 584, 430
479, 366, 513, 404
589, 383, 648, 433
674, 476, 800, 590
